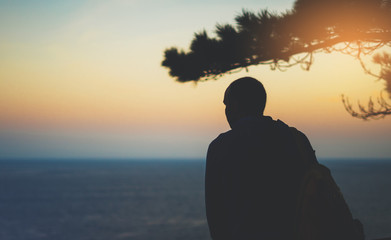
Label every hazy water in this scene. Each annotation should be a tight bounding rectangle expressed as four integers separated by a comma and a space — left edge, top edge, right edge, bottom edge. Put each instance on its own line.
324, 159, 391, 239
0, 159, 390, 240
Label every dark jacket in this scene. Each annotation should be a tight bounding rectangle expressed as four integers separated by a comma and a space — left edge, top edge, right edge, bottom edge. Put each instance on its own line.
205, 115, 314, 240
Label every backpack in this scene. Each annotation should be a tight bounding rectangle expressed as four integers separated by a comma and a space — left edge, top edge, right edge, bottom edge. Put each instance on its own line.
290, 128, 365, 240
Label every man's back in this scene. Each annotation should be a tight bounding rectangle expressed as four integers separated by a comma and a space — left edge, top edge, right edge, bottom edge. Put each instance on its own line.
206, 115, 312, 239
205, 77, 316, 239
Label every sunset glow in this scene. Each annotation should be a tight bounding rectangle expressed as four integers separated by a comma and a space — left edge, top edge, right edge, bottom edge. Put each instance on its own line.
1, 0, 390, 159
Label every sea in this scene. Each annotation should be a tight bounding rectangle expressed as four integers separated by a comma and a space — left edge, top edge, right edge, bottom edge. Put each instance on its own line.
0, 158, 390, 240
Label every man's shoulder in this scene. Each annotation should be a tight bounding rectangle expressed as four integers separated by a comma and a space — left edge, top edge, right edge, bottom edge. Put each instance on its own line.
208, 117, 313, 151
276, 119, 310, 140
286, 125, 312, 146
265, 118, 314, 154
208, 117, 305, 145
209, 130, 235, 148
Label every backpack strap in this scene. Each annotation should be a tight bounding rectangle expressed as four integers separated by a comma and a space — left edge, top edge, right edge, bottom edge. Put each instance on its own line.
289, 127, 318, 167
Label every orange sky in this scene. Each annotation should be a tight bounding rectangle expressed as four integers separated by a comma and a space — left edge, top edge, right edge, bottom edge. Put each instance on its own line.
0, 0, 390, 159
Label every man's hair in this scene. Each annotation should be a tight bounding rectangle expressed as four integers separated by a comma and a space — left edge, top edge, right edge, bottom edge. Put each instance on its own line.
224, 77, 267, 114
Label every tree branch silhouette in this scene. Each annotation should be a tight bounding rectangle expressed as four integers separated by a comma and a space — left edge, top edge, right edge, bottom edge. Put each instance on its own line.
342, 52, 391, 120
162, 0, 391, 119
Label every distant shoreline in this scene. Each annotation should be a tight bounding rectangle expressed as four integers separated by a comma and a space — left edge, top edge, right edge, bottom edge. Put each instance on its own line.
0, 157, 390, 162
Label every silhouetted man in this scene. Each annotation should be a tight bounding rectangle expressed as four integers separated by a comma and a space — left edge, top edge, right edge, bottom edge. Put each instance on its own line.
205, 77, 314, 239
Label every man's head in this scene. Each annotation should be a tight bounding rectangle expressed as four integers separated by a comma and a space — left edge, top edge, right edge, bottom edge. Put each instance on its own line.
223, 77, 267, 128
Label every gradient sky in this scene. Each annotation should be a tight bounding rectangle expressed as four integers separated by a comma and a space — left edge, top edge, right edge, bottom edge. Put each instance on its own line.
1, 0, 390, 159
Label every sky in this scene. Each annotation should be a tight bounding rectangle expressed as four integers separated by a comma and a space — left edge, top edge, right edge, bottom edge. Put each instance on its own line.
0, 0, 390, 159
